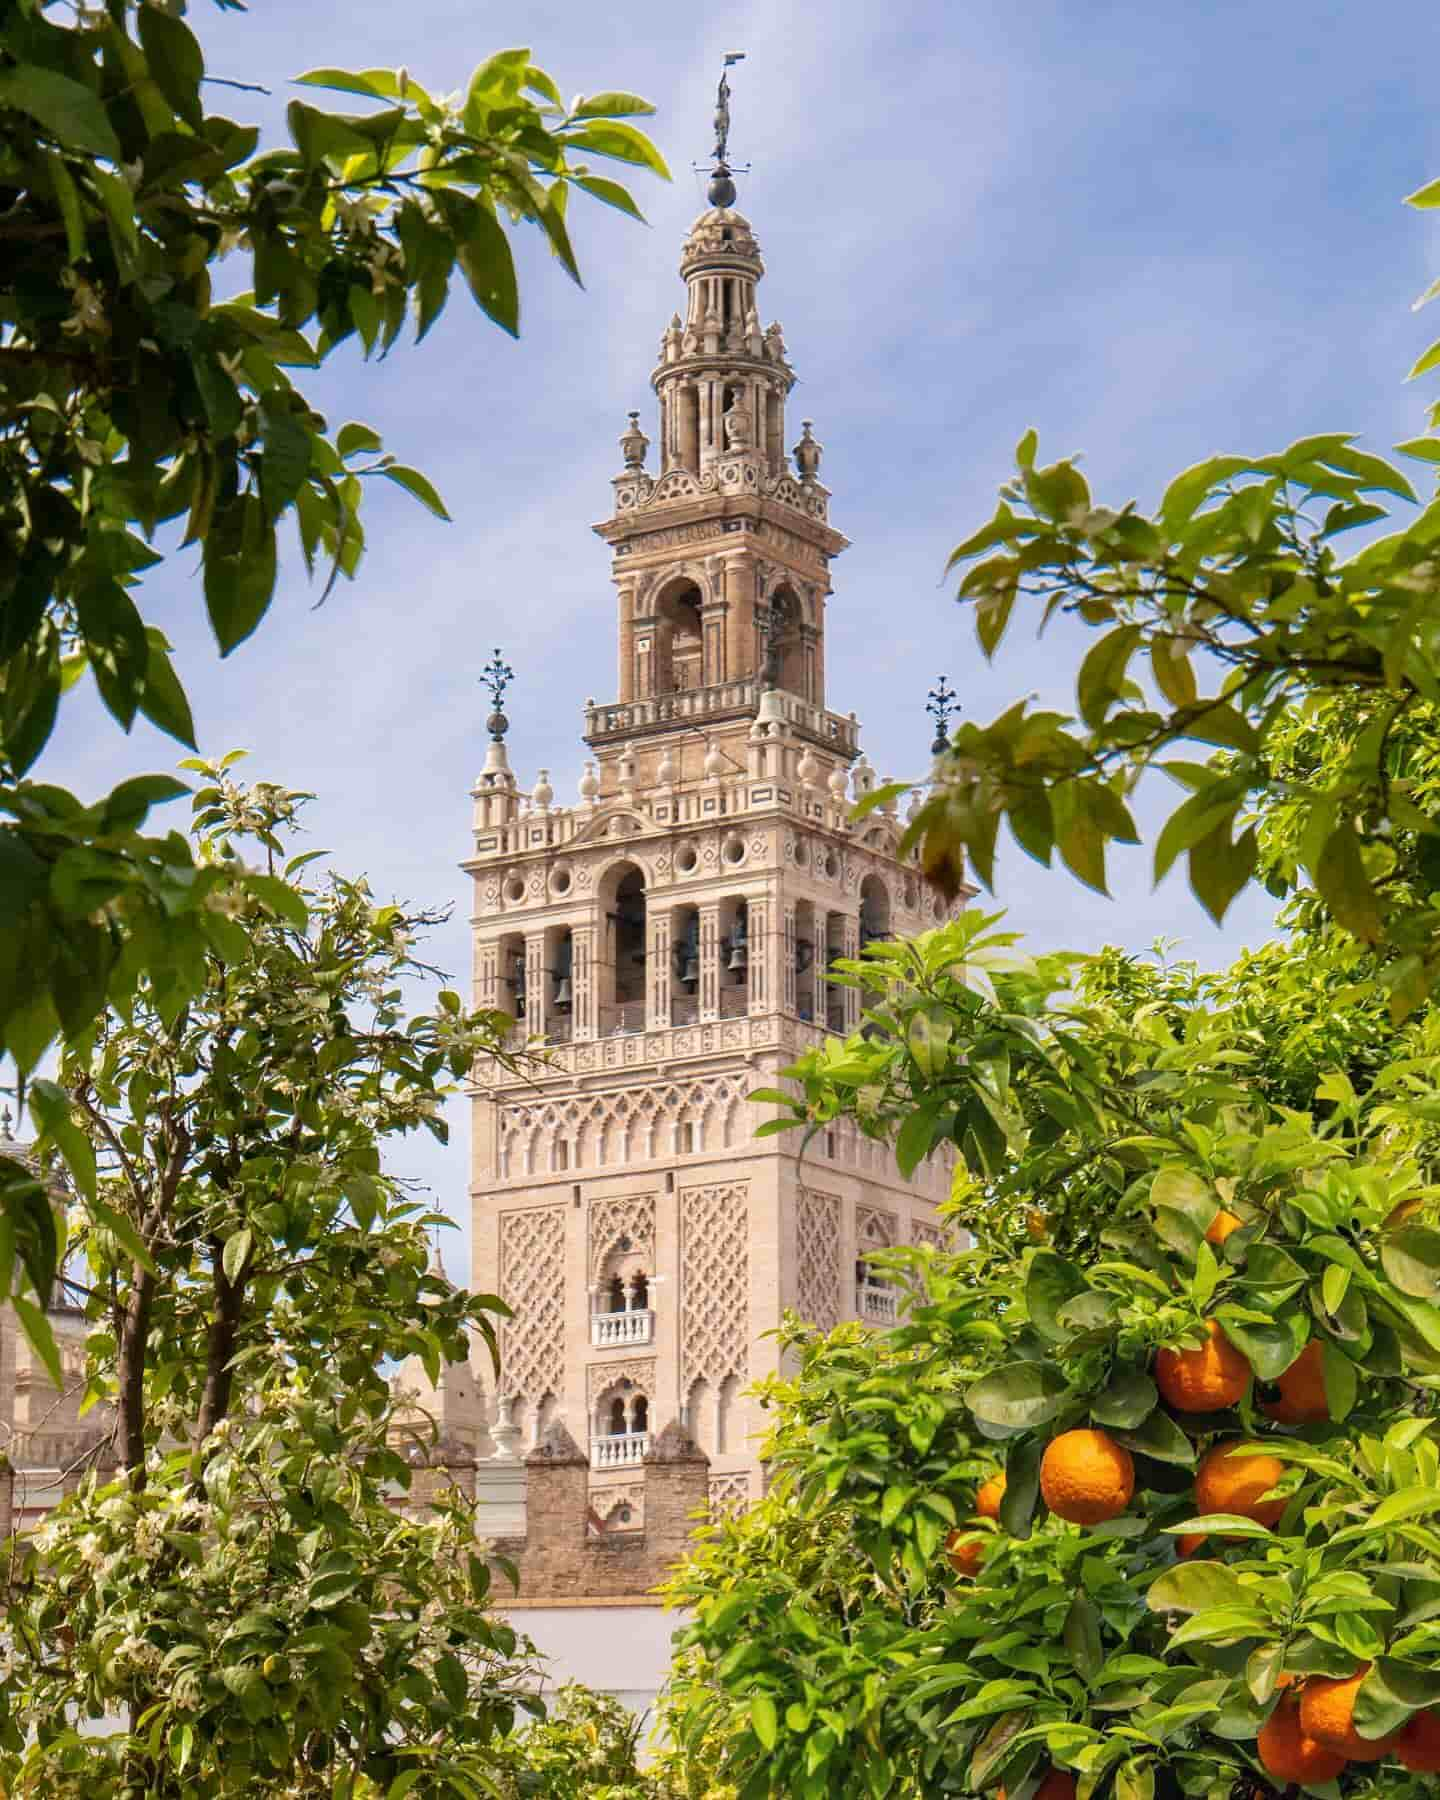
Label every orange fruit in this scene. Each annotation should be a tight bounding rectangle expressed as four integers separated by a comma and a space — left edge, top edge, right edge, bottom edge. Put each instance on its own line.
1261, 1338, 1329, 1424
1176, 1532, 1206, 1557
944, 1529, 985, 1578
1399, 1709, 1440, 1773
1258, 1691, 1348, 1784
1205, 1208, 1243, 1246
998, 1775, 1076, 1800
976, 1473, 1006, 1519
1194, 1440, 1288, 1528
1300, 1667, 1402, 1762
1155, 1319, 1251, 1413
1025, 1208, 1049, 1241
1040, 1429, 1135, 1526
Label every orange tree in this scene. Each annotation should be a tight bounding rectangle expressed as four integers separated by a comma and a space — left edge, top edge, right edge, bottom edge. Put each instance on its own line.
661, 910, 1440, 1799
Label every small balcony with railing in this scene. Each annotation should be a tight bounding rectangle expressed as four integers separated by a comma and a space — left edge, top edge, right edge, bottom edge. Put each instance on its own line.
591, 1386, 650, 1470
857, 1279, 898, 1326
592, 1271, 654, 1349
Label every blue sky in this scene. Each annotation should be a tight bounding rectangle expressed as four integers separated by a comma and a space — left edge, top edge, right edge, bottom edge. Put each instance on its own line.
42, 0, 1440, 1270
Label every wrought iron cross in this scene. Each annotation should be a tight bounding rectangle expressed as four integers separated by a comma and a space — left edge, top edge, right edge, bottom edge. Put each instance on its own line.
480, 647, 514, 741
926, 674, 959, 755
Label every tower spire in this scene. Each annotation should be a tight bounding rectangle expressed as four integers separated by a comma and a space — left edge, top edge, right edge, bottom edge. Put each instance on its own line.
706, 53, 746, 208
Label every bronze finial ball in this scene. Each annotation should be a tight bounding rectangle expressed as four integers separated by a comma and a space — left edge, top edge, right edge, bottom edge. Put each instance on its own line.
708, 165, 737, 207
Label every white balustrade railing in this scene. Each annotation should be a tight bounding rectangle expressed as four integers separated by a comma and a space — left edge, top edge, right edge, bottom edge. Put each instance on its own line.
591, 1309, 655, 1349
590, 1431, 651, 1469
858, 1282, 898, 1325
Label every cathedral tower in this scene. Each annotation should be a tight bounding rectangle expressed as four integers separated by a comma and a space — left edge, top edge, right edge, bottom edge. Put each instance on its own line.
464, 149, 958, 1521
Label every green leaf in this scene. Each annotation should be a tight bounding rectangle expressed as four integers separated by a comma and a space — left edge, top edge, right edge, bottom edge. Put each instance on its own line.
205, 496, 278, 655
1076, 625, 1142, 728
1146, 1560, 1248, 1614
1213, 1308, 1308, 1382
1064, 1590, 1103, 1685
45, 152, 85, 263
1382, 1227, 1440, 1302
337, 422, 383, 459
966, 1361, 1070, 1429
574, 174, 647, 221
137, 630, 198, 750
1322, 1341, 1358, 1422
0, 65, 122, 161
1354, 1659, 1440, 1738
1314, 822, 1383, 944
1091, 1369, 1158, 1431
222, 1229, 253, 1284
1113, 1408, 1197, 1467
138, 6, 205, 131
750, 1693, 778, 1750
563, 120, 670, 178
11, 1295, 63, 1391
1159, 455, 1254, 531
571, 91, 656, 120
1000, 1436, 1043, 1539
1405, 178, 1440, 210
457, 206, 520, 337
381, 466, 451, 521
1025, 1251, 1091, 1344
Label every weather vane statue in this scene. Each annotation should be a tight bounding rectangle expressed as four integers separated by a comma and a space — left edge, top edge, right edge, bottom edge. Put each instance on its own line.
705, 52, 747, 207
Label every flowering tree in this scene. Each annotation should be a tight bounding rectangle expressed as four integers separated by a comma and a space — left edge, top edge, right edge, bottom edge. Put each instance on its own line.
0, 0, 665, 1364
0, 762, 542, 1796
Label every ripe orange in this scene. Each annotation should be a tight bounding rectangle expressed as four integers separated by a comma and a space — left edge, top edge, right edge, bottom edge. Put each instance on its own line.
1205, 1208, 1243, 1246
1300, 1667, 1402, 1762
1155, 1319, 1251, 1413
1258, 1692, 1348, 1784
1399, 1709, 1440, 1773
976, 1473, 1006, 1519
1040, 1429, 1135, 1525
944, 1529, 985, 1578
1261, 1338, 1329, 1424
1194, 1440, 1288, 1528
998, 1774, 1076, 1800
1176, 1532, 1206, 1558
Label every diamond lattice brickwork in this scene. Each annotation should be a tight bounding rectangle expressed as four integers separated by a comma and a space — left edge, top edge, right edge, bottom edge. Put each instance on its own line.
680, 1183, 749, 1392
499, 1205, 566, 1403
795, 1187, 842, 1330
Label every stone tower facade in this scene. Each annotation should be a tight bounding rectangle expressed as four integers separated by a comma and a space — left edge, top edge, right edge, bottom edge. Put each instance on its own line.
465, 199, 957, 1521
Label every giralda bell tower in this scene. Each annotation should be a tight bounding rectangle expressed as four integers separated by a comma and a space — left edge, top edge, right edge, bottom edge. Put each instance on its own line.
464, 75, 958, 1522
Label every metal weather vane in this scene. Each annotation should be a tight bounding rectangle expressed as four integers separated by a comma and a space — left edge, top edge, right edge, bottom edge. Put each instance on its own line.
926, 674, 960, 755
480, 647, 515, 741
701, 53, 748, 206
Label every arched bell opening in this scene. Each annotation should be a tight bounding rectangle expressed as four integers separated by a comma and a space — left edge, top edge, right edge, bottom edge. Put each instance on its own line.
824, 910, 847, 1033
719, 896, 750, 1018
600, 861, 646, 1034
794, 898, 817, 1023
859, 874, 892, 951
545, 925, 573, 1043
496, 930, 526, 1022
764, 584, 810, 699
670, 902, 701, 1024
652, 578, 705, 695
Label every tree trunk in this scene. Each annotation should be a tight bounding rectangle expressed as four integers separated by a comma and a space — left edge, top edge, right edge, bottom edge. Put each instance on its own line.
116, 1263, 156, 1481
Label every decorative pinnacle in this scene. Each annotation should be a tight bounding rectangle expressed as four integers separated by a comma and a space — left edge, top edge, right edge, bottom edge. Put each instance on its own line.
705, 53, 746, 207
926, 675, 960, 755
480, 647, 515, 741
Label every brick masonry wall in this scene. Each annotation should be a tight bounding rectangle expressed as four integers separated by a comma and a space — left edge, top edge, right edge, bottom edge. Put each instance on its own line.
492, 1418, 709, 1600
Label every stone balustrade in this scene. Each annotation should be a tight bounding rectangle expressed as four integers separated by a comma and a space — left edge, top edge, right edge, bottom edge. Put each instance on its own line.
858, 1282, 898, 1326
591, 1309, 655, 1349
590, 1431, 652, 1469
